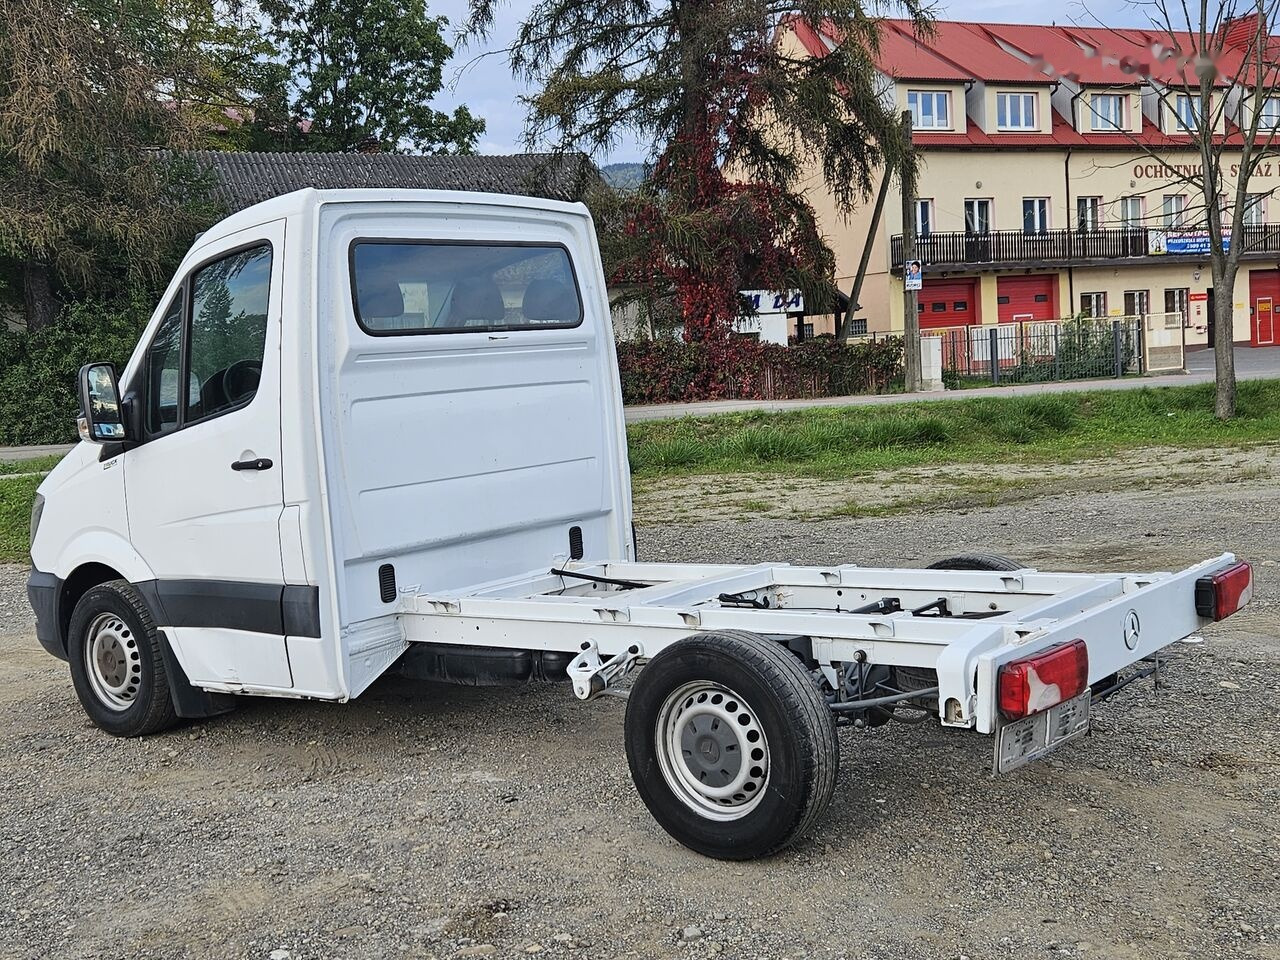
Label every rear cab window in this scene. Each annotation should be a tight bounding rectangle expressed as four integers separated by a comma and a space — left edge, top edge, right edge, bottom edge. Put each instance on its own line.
349, 241, 583, 335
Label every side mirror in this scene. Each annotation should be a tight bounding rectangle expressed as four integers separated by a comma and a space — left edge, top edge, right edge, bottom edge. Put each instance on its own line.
77, 363, 129, 443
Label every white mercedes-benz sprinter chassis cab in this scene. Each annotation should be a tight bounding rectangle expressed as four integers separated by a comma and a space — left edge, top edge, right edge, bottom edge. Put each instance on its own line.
28, 189, 1254, 859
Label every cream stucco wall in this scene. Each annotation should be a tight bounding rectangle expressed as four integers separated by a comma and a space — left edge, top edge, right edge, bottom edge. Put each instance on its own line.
811, 141, 1280, 341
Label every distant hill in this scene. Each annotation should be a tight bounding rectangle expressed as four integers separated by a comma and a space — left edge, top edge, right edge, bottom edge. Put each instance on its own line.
600, 162, 647, 189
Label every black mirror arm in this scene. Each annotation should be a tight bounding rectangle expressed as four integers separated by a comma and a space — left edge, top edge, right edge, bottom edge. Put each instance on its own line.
121, 392, 141, 442
98, 393, 141, 461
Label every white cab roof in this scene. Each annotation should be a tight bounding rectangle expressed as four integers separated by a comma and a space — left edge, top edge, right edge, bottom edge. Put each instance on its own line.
193, 187, 590, 251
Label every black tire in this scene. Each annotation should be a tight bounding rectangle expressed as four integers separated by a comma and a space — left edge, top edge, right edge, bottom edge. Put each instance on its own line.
926, 552, 1024, 572
67, 580, 178, 737
624, 629, 838, 860
899, 553, 1027, 695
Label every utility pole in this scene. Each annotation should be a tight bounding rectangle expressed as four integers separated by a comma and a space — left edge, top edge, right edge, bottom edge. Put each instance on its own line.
899, 110, 921, 393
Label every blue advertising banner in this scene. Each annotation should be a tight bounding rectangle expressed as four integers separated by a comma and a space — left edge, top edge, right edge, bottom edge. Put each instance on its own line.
1149, 231, 1231, 255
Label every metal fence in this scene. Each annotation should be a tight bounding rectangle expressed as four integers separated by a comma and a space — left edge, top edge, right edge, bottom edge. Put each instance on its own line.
924, 314, 1185, 385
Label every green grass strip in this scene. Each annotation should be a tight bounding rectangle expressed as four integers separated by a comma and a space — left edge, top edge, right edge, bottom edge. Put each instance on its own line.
0, 454, 64, 476
3, 380, 1280, 563
628, 380, 1280, 478
0, 474, 41, 564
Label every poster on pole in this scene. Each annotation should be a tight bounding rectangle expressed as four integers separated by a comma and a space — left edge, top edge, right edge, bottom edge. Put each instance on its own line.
904, 259, 923, 291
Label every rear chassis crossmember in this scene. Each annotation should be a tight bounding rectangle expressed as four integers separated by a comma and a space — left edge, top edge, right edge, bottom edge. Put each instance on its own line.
397, 555, 1235, 734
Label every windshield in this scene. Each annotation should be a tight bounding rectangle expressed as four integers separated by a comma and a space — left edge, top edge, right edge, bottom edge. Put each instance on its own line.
350, 241, 583, 335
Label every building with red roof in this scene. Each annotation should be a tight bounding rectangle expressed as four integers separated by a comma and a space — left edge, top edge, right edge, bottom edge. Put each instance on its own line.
783, 15, 1280, 347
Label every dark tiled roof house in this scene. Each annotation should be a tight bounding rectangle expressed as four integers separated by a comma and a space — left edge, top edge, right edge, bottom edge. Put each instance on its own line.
183, 150, 602, 214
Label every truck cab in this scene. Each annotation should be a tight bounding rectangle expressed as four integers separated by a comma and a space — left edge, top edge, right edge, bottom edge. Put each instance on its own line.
29, 189, 632, 709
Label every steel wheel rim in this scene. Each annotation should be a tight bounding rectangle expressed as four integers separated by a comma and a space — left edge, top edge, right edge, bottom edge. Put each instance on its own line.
84, 613, 141, 712
655, 680, 770, 821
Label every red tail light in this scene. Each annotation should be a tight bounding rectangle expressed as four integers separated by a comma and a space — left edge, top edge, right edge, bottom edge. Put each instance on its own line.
998, 639, 1089, 720
1195, 561, 1252, 622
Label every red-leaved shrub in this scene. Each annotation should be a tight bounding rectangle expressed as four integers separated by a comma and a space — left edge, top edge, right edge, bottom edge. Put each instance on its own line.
617, 335, 903, 405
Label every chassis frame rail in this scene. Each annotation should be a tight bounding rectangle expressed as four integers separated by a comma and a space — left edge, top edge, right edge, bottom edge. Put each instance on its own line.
397, 556, 1234, 733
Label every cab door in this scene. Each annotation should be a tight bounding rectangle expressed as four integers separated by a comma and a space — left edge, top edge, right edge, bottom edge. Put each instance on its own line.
123, 221, 293, 690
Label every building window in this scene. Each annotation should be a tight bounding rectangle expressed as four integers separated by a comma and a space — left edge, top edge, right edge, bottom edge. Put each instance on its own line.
916, 199, 934, 236
1174, 94, 1201, 132
1243, 193, 1267, 227
1162, 194, 1188, 229
1088, 93, 1126, 131
1124, 290, 1149, 317
997, 92, 1037, 130
1022, 197, 1050, 234
907, 90, 950, 129
1165, 287, 1190, 320
1077, 196, 1102, 231
1259, 97, 1280, 128
1080, 292, 1107, 317
964, 198, 991, 234
1119, 196, 1144, 229
848, 318, 868, 335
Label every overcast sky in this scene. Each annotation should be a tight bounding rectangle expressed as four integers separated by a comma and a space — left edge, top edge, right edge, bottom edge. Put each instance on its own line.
431, 0, 1160, 162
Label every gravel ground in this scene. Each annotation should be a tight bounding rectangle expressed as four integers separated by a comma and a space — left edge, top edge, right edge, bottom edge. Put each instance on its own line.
1, 472, 1278, 960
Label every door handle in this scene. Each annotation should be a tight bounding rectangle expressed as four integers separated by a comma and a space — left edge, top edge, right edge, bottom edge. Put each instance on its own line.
231, 458, 273, 471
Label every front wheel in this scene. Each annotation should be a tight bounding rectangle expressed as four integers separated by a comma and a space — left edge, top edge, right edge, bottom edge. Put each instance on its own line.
624, 630, 838, 860
67, 580, 178, 737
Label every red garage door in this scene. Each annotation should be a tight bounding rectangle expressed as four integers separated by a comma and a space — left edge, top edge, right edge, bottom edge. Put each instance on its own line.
917, 279, 979, 329
997, 275, 1057, 323
1249, 270, 1279, 346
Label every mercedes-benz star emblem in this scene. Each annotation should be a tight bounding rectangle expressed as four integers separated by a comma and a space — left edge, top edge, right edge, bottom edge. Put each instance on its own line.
1123, 609, 1141, 650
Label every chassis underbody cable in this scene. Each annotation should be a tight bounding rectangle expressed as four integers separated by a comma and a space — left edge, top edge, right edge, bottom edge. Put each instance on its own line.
549, 567, 649, 590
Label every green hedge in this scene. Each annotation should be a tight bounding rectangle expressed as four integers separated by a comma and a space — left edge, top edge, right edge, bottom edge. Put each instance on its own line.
0, 299, 151, 445
0, 307, 904, 444
617, 335, 904, 404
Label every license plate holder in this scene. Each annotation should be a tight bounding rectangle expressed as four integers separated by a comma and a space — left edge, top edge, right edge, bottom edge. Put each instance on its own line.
994, 690, 1091, 775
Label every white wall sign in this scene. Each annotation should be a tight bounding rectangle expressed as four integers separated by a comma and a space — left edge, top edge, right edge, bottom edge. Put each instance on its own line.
741, 290, 804, 314
731, 312, 790, 345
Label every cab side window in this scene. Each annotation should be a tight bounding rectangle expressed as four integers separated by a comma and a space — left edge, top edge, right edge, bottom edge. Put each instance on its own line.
186, 245, 272, 423
142, 292, 185, 438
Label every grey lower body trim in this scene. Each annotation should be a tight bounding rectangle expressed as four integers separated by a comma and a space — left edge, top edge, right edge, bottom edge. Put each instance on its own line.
134, 580, 322, 638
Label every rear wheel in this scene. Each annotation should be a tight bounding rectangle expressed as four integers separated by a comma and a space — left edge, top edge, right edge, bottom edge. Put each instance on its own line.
925, 552, 1024, 572
67, 580, 178, 737
898, 552, 1028, 695
624, 629, 838, 860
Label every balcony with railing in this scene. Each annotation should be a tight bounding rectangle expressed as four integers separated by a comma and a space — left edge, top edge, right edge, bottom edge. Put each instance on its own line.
890, 224, 1280, 270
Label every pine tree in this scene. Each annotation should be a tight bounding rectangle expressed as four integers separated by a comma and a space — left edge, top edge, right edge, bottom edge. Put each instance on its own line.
466, 0, 927, 340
